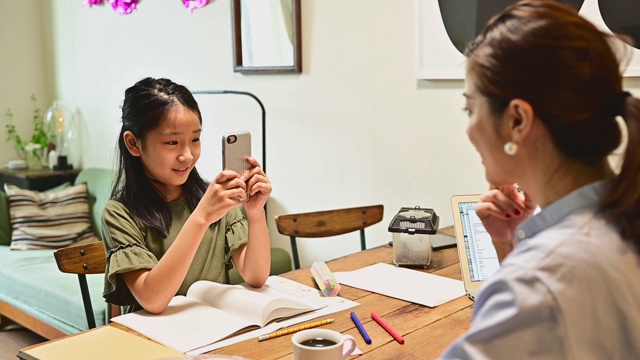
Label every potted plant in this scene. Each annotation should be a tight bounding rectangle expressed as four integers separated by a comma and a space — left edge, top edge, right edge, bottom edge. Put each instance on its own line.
5, 95, 50, 169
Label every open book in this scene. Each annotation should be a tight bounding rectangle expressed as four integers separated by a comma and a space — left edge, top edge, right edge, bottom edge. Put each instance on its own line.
111, 277, 325, 353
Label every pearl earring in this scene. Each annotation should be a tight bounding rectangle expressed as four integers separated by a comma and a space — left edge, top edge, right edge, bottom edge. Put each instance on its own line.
504, 141, 518, 156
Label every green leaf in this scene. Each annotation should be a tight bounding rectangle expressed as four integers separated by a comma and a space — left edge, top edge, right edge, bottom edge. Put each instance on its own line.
4, 95, 47, 155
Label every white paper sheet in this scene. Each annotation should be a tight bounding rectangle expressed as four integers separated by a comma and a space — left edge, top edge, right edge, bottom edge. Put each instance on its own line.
334, 263, 466, 307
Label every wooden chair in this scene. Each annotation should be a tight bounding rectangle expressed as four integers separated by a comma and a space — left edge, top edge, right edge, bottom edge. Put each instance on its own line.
54, 241, 117, 329
275, 205, 384, 269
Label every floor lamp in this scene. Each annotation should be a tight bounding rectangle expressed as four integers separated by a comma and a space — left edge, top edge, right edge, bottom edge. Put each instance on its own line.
191, 90, 267, 174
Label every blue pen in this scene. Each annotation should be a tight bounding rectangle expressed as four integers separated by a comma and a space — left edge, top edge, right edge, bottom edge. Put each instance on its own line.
350, 311, 372, 344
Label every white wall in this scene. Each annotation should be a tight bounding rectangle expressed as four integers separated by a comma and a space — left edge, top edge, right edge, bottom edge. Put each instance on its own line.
0, 1, 49, 163
5, 1, 639, 268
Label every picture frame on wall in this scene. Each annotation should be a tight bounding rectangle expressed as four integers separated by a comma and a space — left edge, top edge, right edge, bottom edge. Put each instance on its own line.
415, 0, 640, 80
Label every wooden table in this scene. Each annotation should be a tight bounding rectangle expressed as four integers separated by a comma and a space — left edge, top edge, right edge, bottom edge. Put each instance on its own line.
124, 244, 472, 359
21, 243, 473, 359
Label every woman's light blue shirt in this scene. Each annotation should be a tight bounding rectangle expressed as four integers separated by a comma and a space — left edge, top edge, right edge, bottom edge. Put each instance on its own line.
441, 181, 640, 359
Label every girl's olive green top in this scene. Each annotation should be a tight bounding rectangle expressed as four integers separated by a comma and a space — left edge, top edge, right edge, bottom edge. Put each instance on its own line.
101, 198, 248, 308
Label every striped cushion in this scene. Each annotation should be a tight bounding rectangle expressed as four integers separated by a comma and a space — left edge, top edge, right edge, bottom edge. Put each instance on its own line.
5, 182, 98, 250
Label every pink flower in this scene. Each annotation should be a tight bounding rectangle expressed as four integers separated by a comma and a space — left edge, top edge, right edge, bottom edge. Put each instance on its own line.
106, 0, 138, 15
182, 0, 209, 13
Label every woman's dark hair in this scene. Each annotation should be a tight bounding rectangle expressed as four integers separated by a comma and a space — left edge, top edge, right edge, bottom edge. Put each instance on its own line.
112, 77, 208, 238
465, 0, 640, 252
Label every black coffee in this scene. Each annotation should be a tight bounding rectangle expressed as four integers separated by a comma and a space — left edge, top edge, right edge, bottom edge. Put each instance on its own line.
299, 337, 337, 348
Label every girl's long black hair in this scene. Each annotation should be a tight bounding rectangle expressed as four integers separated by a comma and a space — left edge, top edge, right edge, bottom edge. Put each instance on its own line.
111, 77, 208, 238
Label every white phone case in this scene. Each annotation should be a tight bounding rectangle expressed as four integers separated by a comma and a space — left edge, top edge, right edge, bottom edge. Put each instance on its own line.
222, 131, 251, 174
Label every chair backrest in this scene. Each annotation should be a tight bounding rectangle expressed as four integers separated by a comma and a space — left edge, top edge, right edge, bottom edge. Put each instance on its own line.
54, 241, 108, 329
275, 204, 384, 269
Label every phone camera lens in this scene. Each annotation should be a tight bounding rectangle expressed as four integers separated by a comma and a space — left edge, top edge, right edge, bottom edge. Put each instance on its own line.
227, 135, 237, 144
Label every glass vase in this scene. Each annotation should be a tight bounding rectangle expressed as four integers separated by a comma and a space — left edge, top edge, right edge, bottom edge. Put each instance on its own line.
25, 145, 44, 170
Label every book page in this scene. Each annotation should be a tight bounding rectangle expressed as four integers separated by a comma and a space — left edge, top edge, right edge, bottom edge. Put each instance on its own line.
186, 276, 360, 355
261, 297, 320, 324
112, 296, 258, 353
187, 280, 324, 326
112, 277, 344, 355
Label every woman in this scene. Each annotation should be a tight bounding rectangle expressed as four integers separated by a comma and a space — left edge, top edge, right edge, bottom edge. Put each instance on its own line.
102, 77, 272, 314
441, 1, 640, 358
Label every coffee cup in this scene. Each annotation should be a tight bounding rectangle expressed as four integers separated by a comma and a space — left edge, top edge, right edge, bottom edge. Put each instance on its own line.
292, 329, 356, 360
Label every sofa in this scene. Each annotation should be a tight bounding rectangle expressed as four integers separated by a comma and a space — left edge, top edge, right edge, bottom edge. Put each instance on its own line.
0, 168, 292, 340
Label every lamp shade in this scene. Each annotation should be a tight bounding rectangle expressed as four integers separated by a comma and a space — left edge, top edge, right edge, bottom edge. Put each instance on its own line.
43, 101, 75, 170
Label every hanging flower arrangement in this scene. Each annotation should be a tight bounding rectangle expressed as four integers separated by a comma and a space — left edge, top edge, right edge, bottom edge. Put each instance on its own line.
82, 0, 210, 14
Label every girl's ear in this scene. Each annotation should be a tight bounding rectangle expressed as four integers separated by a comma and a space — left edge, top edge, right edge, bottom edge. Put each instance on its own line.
123, 131, 142, 157
505, 98, 534, 143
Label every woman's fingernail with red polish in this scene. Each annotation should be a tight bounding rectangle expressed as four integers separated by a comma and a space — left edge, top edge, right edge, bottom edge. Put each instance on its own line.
505, 213, 512, 219
514, 209, 521, 216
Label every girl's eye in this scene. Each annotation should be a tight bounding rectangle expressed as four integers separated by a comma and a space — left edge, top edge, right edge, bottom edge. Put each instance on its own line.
167, 140, 178, 145
462, 107, 472, 116
192, 138, 200, 143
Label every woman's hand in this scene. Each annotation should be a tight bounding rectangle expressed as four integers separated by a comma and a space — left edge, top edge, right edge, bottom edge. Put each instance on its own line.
240, 157, 272, 214
475, 184, 537, 262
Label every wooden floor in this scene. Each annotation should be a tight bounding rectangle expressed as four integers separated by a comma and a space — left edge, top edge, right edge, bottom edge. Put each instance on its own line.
0, 319, 46, 360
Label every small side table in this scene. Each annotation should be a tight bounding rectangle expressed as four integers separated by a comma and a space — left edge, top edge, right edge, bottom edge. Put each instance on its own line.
0, 168, 81, 192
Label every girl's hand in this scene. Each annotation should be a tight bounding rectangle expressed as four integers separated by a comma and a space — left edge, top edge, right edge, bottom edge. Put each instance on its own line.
240, 157, 271, 214
475, 184, 537, 261
195, 170, 247, 224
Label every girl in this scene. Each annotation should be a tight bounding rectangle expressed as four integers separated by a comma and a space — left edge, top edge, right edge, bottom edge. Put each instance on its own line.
102, 77, 272, 314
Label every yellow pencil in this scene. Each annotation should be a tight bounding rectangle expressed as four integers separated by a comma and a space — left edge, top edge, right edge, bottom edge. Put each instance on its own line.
257, 319, 335, 341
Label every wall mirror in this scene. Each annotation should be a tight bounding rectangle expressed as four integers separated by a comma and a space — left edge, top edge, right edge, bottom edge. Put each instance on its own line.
231, 0, 301, 74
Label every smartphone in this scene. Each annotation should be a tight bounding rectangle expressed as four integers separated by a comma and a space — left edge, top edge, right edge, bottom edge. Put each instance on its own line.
222, 131, 252, 175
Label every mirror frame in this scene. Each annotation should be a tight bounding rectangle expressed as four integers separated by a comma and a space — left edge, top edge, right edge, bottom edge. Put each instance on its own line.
231, 0, 302, 74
